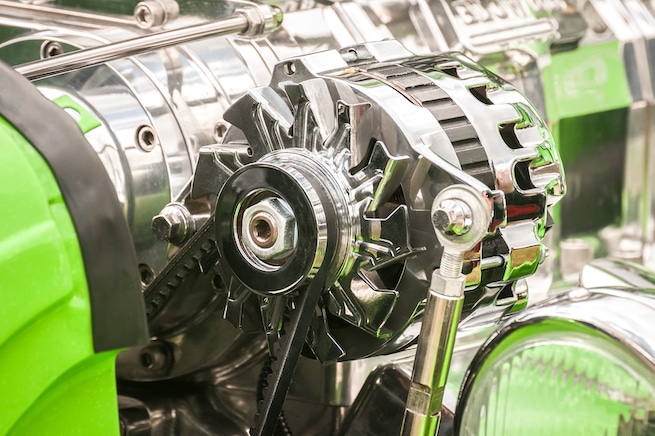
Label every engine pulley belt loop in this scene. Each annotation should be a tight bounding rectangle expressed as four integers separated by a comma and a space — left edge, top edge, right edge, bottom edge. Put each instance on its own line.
251, 245, 336, 436
212, 159, 342, 435
143, 214, 218, 321
251, 191, 339, 436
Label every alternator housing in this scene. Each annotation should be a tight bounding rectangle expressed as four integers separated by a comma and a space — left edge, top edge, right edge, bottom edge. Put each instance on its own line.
195, 40, 565, 361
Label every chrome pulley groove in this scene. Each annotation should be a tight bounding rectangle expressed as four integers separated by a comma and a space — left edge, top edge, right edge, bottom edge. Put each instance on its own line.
215, 155, 333, 295
195, 40, 565, 363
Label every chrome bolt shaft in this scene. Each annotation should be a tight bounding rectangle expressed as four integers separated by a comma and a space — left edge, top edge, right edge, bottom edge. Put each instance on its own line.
16, 4, 283, 81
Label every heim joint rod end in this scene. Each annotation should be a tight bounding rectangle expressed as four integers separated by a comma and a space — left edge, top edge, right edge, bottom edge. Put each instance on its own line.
401, 185, 491, 436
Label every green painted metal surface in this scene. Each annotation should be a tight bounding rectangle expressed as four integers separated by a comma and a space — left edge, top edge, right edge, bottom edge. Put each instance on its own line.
0, 117, 119, 435
542, 42, 632, 238
542, 42, 633, 120
52, 94, 102, 134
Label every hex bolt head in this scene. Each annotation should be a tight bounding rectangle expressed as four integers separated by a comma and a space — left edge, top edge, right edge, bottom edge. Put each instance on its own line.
432, 199, 473, 236
241, 197, 298, 262
151, 203, 193, 245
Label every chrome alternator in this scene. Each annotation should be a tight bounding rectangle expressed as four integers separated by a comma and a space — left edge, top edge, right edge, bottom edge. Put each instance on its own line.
192, 40, 565, 361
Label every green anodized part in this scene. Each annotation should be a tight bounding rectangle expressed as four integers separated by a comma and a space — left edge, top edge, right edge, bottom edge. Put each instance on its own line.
541, 42, 632, 121
542, 41, 632, 237
52, 94, 102, 134
0, 116, 120, 435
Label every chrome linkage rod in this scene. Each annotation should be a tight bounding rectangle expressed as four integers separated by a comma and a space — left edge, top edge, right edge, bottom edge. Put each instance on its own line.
401, 185, 491, 436
15, 4, 283, 81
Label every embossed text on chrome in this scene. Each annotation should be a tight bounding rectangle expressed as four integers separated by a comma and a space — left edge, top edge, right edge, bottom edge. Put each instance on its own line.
450, 0, 567, 25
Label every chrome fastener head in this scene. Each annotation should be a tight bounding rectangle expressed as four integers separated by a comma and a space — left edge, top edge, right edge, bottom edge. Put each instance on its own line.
134, 0, 179, 29
236, 5, 284, 37
152, 203, 193, 245
430, 185, 491, 253
40, 40, 63, 59
135, 124, 157, 152
432, 199, 473, 237
241, 197, 297, 262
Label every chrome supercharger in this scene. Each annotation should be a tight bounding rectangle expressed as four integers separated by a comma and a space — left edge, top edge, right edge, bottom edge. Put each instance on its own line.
2, 1, 655, 435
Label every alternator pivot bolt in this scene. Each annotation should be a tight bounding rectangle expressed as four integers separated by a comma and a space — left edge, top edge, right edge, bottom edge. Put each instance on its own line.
152, 203, 194, 245
432, 199, 473, 236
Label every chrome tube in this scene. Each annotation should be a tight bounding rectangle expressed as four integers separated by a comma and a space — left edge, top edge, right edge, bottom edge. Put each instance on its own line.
15, 5, 282, 81
401, 277, 464, 436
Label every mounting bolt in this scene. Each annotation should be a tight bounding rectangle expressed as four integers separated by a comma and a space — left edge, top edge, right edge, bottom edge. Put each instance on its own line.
431, 185, 491, 280
134, 0, 179, 29
152, 203, 194, 245
40, 40, 63, 59
432, 199, 472, 237
136, 124, 157, 152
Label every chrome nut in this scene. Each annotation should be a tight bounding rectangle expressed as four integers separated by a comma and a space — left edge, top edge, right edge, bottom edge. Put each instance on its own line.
428, 270, 467, 298
236, 5, 284, 37
241, 197, 298, 262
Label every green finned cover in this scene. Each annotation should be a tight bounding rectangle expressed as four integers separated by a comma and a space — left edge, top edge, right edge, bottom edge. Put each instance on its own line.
0, 117, 119, 435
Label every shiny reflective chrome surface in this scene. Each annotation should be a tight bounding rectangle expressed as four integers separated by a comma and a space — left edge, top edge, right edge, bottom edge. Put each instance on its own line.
470, 285, 655, 373
1, 2, 565, 433
15, 12, 250, 80
3, 1, 653, 435
580, 257, 655, 288
203, 40, 563, 365
455, 288, 655, 435
402, 185, 490, 436
1, 4, 284, 275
